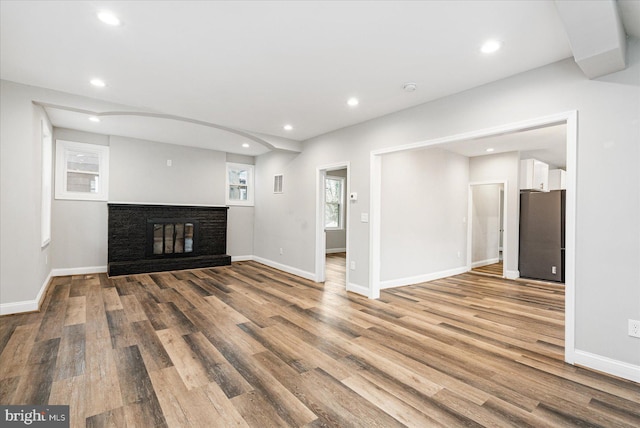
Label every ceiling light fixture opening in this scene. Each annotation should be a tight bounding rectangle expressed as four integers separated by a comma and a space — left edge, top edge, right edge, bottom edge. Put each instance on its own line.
242, 143, 250, 148
90, 78, 106, 87
347, 97, 359, 107
97, 11, 121, 26
89, 116, 100, 123
283, 124, 293, 131
481, 39, 502, 54
486, 148, 495, 152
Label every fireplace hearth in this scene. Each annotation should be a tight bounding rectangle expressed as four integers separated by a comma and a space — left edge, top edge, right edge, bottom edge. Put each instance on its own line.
108, 204, 231, 276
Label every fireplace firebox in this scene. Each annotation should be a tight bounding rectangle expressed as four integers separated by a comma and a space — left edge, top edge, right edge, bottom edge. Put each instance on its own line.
147, 219, 197, 257
108, 204, 231, 276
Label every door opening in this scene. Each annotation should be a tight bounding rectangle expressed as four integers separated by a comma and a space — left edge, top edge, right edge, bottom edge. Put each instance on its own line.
315, 162, 350, 290
468, 182, 506, 278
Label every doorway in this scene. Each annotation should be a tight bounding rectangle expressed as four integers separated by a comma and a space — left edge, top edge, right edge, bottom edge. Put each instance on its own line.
370, 111, 577, 364
468, 182, 506, 278
315, 162, 350, 290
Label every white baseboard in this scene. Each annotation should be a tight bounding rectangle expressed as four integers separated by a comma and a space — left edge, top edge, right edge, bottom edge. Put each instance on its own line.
51, 266, 107, 277
0, 270, 53, 315
251, 256, 316, 281
231, 255, 254, 262
380, 266, 468, 289
346, 282, 370, 297
505, 270, 520, 279
325, 248, 346, 254
471, 258, 500, 268
574, 349, 640, 383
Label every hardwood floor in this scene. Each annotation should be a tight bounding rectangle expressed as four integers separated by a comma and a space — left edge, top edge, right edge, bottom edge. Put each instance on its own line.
472, 261, 504, 277
1, 258, 639, 427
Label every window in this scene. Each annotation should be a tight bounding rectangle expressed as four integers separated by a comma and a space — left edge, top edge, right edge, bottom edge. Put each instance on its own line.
226, 163, 254, 206
55, 140, 109, 201
325, 176, 345, 230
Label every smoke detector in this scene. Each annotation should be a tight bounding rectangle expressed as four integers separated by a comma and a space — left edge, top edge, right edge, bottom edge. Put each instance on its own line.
403, 82, 417, 92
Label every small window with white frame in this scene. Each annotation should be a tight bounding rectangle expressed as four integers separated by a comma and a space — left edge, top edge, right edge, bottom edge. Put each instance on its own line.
55, 140, 109, 201
226, 163, 254, 206
325, 176, 345, 230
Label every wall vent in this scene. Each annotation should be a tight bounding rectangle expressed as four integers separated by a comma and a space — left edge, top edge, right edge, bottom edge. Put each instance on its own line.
274, 174, 283, 193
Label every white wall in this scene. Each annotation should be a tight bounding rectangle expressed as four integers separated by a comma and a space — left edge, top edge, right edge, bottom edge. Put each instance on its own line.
253, 38, 640, 367
109, 135, 226, 204
52, 128, 109, 270
0, 81, 52, 305
471, 184, 501, 265
254, 151, 312, 274
380, 148, 468, 282
469, 152, 520, 276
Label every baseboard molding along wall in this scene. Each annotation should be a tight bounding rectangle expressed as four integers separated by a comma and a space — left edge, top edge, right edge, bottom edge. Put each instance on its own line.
574, 349, 640, 383
251, 256, 316, 281
346, 282, 370, 297
471, 258, 500, 268
505, 270, 520, 279
380, 266, 468, 289
51, 266, 107, 277
0, 266, 108, 315
231, 255, 254, 262
325, 248, 347, 254
0, 270, 53, 315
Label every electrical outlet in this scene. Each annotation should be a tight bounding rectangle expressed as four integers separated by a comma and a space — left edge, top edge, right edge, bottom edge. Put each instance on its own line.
629, 319, 640, 338
350, 261, 356, 270
551, 266, 557, 275
279, 248, 283, 255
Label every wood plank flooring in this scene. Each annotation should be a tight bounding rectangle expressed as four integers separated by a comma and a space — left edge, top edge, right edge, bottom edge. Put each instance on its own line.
1, 255, 639, 427
472, 261, 504, 277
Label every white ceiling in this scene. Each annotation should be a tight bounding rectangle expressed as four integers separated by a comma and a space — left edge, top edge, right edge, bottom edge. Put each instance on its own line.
444, 123, 567, 169
0, 1, 634, 155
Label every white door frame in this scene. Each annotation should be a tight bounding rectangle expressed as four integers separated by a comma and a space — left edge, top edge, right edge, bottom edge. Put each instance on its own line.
315, 162, 350, 286
370, 110, 577, 364
467, 181, 508, 277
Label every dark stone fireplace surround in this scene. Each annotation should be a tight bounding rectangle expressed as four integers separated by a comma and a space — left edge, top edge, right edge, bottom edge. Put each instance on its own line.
108, 203, 231, 276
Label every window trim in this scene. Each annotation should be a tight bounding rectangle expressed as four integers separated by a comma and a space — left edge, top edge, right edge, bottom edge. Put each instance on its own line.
225, 162, 254, 206
55, 140, 109, 201
324, 176, 345, 231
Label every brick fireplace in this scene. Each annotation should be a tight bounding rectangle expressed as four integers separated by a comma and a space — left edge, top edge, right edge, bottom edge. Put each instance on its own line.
108, 203, 231, 276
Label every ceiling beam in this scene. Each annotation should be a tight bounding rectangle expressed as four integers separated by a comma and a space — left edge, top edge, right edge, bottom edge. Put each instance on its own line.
555, 0, 626, 78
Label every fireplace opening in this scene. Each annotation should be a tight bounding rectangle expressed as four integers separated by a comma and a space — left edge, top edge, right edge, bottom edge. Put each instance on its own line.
147, 219, 197, 257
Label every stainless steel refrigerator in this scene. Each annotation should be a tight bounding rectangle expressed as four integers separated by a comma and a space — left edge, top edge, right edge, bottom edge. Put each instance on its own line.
519, 190, 565, 282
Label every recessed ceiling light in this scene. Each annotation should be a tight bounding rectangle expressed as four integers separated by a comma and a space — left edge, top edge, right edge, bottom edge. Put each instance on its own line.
347, 97, 359, 107
486, 148, 495, 152
242, 143, 250, 148
403, 82, 417, 92
283, 124, 293, 131
481, 39, 502, 54
90, 78, 106, 87
97, 11, 121, 26
88, 116, 100, 123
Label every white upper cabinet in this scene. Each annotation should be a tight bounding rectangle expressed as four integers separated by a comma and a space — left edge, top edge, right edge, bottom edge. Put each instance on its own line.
549, 169, 567, 190
520, 159, 549, 192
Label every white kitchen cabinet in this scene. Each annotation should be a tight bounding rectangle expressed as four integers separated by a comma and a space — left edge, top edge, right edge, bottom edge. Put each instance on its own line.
549, 169, 566, 190
520, 159, 549, 192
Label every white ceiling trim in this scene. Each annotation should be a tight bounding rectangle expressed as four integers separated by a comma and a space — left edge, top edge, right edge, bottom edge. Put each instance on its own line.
36, 101, 302, 155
